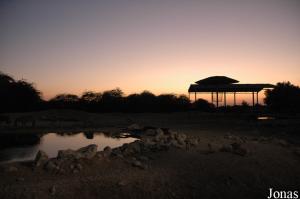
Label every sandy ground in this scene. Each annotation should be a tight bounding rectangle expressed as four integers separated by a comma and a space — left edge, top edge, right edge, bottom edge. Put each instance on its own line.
0, 110, 300, 199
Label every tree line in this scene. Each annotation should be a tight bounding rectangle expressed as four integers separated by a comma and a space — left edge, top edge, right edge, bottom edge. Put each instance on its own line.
1, 71, 300, 113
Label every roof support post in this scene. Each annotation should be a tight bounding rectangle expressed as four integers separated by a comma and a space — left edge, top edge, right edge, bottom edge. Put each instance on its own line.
189, 92, 190, 101
211, 92, 213, 104
194, 92, 196, 102
233, 92, 236, 106
224, 92, 226, 107
252, 92, 255, 107
216, 92, 219, 108
256, 92, 259, 105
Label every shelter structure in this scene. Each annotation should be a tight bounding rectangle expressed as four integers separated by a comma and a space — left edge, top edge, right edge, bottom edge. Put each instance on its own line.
188, 76, 274, 107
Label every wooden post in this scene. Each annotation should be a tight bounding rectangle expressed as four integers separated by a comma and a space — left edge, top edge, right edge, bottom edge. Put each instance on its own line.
224, 92, 226, 107
194, 92, 196, 102
233, 92, 236, 106
211, 92, 213, 103
189, 92, 190, 101
252, 92, 255, 107
256, 92, 259, 105
216, 92, 219, 107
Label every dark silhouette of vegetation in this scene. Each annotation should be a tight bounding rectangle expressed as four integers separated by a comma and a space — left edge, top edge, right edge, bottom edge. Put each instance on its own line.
2, 71, 299, 113
0, 72, 42, 112
124, 91, 157, 112
48, 94, 80, 109
193, 99, 215, 112
264, 82, 300, 112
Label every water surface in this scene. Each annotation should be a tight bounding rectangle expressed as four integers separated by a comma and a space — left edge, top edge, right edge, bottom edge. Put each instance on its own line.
0, 132, 136, 163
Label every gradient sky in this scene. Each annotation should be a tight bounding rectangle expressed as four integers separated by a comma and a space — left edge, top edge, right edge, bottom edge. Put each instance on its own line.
1, 0, 300, 100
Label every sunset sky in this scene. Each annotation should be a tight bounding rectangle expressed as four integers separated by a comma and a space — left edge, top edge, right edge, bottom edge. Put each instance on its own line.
1, 0, 300, 100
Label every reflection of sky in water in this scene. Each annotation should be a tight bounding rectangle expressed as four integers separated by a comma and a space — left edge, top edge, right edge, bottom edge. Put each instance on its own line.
0, 132, 136, 163
257, 116, 275, 120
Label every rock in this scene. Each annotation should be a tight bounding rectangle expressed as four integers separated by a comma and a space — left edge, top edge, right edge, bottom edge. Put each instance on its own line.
207, 143, 220, 153
130, 141, 141, 152
72, 169, 79, 173
170, 140, 184, 149
234, 147, 248, 156
156, 128, 164, 136
275, 139, 289, 147
169, 130, 178, 139
122, 141, 141, 156
96, 151, 105, 159
45, 160, 59, 171
220, 144, 233, 152
111, 148, 122, 156
132, 160, 146, 169
186, 137, 199, 147
176, 134, 187, 145
127, 123, 141, 130
144, 129, 156, 136
258, 137, 270, 143
103, 146, 112, 157
49, 185, 56, 196
70, 164, 75, 170
138, 156, 149, 161
118, 180, 129, 186
57, 149, 78, 159
76, 144, 98, 159
224, 133, 233, 139
75, 163, 83, 170
34, 150, 48, 167
224, 134, 245, 144
142, 138, 155, 146
6, 166, 18, 172
57, 144, 98, 160
153, 129, 165, 142
231, 142, 248, 156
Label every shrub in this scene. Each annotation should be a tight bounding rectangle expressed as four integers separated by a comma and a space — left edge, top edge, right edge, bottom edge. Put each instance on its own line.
264, 82, 300, 112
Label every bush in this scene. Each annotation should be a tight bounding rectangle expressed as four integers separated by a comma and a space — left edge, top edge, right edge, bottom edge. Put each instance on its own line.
193, 99, 215, 112
264, 82, 300, 112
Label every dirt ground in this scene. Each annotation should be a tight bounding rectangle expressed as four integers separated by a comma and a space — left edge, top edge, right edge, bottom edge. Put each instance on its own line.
0, 110, 300, 199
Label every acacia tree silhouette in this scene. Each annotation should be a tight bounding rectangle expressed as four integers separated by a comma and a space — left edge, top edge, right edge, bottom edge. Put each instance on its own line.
49, 94, 80, 109
0, 72, 42, 112
101, 88, 124, 112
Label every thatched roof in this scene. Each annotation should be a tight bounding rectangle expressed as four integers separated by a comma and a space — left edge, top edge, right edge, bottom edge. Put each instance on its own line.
195, 76, 239, 85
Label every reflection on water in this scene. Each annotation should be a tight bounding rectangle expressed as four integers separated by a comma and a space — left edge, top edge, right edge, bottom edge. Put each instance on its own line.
257, 116, 275, 120
0, 132, 137, 163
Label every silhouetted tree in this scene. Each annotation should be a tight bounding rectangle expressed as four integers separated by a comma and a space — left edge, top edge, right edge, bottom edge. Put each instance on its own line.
80, 91, 102, 111
124, 91, 157, 112
81, 91, 102, 102
193, 98, 215, 112
156, 94, 179, 112
264, 82, 300, 112
101, 88, 124, 111
0, 72, 42, 112
49, 94, 80, 109
176, 95, 190, 111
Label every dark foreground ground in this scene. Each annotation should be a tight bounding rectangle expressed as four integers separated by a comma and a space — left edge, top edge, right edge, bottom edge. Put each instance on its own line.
0, 110, 300, 199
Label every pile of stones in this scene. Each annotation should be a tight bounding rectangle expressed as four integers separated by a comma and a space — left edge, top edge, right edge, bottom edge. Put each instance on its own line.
33, 125, 199, 172
34, 144, 98, 173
